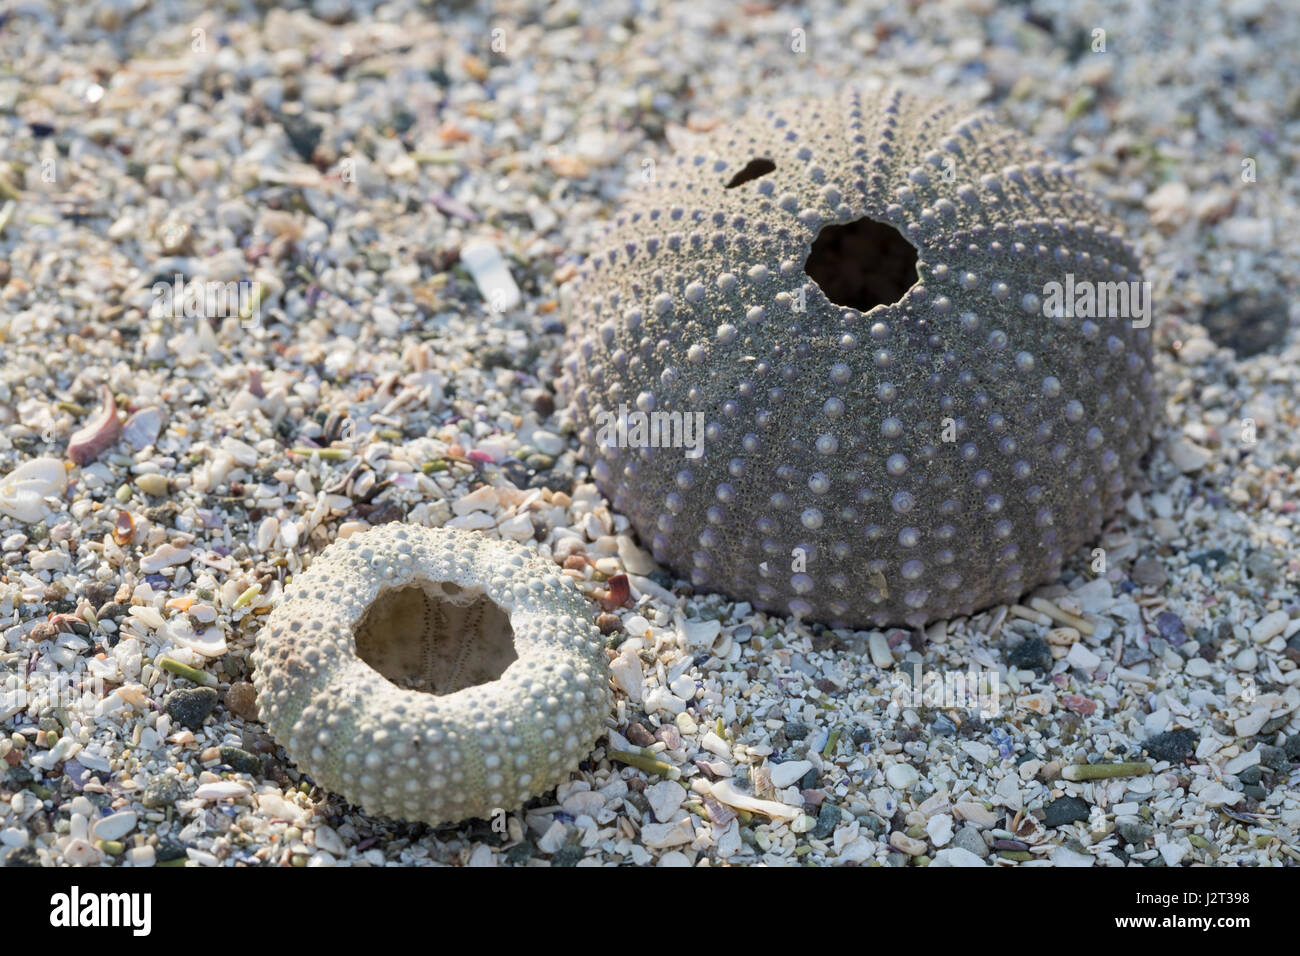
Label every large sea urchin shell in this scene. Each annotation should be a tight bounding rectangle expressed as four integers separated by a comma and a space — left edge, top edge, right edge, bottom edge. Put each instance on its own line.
561, 88, 1155, 628
252, 524, 611, 825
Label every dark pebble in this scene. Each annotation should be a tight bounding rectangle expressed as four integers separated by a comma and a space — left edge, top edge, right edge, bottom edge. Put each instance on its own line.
1141, 728, 1198, 763
648, 569, 676, 591
164, 686, 219, 730
83, 582, 116, 607
549, 845, 584, 867
1259, 745, 1290, 773
784, 720, 810, 741
1243, 784, 1267, 801
1201, 291, 1290, 357
141, 775, 183, 809
798, 767, 819, 790
1043, 795, 1091, 827
1284, 736, 1300, 762
155, 841, 186, 863
1188, 549, 1231, 573
96, 601, 127, 621
278, 111, 323, 162
1155, 611, 1188, 646
1118, 821, 1153, 845
1237, 765, 1262, 786
625, 722, 655, 748
850, 725, 872, 746
2, 846, 40, 867
1008, 636, 1052, 672
931, 714, 957, 736
992, 838, 1030, 851
219, 746, 262, 775
811, 803, 841, 839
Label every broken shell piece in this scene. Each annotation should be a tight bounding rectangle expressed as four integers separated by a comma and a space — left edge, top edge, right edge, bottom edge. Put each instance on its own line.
67, 385, 122, 466
0, 456, 68, 523
709, 778, 802, 820
122, 406, 165, 450
252, 523, 612, 825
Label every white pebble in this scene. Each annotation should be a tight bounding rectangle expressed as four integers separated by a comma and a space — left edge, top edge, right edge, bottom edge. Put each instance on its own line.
926, 813, 954, 847
868, 632, 895, 669
1233, 707, 1270, 738
91, 810, 137, 842
1067, 643, 1102, 672
532, 430, 565, 456
885, 763, 919, 789
1251, 610, 1289, 644
644, 780, 687, 823
769, 760, 813, 789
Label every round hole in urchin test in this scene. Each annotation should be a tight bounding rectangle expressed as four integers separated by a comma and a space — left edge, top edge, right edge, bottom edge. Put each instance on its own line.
353, 581, 517, 695
725, 158, 776, 188
804, 216, 920, 311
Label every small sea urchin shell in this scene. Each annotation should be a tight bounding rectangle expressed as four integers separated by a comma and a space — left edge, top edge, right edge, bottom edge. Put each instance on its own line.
561, 88, 1155, 628
251, 524, 611, 825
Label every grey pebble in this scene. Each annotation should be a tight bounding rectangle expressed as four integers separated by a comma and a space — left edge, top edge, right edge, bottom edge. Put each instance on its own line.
952, 825, 989, 859
141, 775, 182, 809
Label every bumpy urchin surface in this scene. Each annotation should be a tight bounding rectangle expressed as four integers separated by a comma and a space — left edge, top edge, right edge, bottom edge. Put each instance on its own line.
561, 87, 1156, 629
251, 524, 611, 826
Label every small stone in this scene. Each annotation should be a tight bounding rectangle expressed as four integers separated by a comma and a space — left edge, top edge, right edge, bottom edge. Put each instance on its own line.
640, 816, 694, 849
531, 430, 565, 456
1044, 795, 1091, 827
1259, 745, 1290, 773
3, 846, 40, 867
550, 844, 584, 867
885, 763, 920, 789
91, 811, 137, 842
953, 801, 998, 828
141, 775, 182, 808
1188, 549, 1231, 573
625, 722, 655, 748
164, 686, 218, 730
868, 632, 895, 669
770, 760, 813, 789
1008, 636, 1052, 672
1166, 437, 1212, 473
644, 780, 687, 823
784, 720, 810, 741
1251, 610, 1289, 644
889, 831, 926, 856
952, 825, 989, 858
1131, 556, 1168, 588
225, 681, 259, 722
1154, 611, 1187, 646
812, 803, 841, 839
925, 813, 954, 846
1234, 707, 1271, 738
219, 746, 262, 775
1141, 728, 1198, 763
1117, 821, 1153, 845
1066, 642, 1102, 672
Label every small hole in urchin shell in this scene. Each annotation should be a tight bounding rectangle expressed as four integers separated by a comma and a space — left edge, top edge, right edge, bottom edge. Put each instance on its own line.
804, 217, 920, 311
725, 158, 776, 188
353, 582, 517, 695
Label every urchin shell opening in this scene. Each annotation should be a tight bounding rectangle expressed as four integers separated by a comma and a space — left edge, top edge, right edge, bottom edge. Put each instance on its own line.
725, 157, 776, 188
353, 580, 517, 695
804, 216, 919, 312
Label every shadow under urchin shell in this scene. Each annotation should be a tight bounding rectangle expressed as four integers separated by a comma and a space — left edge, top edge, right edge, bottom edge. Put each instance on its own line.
559, 87, 1156, 629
